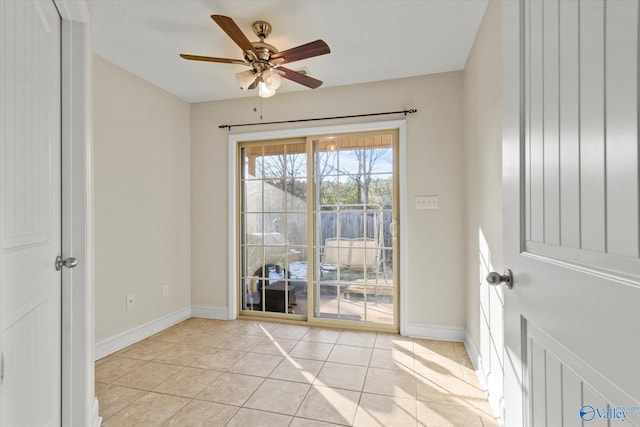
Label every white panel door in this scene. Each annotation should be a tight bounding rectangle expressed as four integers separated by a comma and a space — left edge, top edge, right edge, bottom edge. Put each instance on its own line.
0, 1, 62, 426
503, 0, 640, 426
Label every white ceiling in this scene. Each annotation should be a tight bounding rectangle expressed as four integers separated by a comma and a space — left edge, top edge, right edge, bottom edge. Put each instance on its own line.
92, 0, 489, 103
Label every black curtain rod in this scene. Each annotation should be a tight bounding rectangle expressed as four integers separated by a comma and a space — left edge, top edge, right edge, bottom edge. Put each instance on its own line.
219, 108, 417, 130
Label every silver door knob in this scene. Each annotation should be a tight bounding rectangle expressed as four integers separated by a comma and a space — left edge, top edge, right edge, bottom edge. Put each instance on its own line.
486, 269, 513, 289
55, 256, 78, 271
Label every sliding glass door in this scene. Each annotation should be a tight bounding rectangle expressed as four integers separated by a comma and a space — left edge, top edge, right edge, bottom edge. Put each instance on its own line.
240, 140, 308, 318
313, 132, 397, 325
238, 130, 398, 329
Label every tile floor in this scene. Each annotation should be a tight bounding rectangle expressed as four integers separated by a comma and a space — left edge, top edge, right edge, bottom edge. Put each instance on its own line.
96, 318, 499, 426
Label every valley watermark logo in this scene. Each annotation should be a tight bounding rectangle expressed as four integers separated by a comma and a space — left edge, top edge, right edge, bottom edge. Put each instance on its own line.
580, 405, 640, 422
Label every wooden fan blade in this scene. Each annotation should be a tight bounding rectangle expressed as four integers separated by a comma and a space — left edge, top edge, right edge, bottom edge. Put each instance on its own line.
270, 40, 330, 65
211, 15, 257, 55
248, 79, 259, 90
180, 54, 247, 65
277, 66, 323, 89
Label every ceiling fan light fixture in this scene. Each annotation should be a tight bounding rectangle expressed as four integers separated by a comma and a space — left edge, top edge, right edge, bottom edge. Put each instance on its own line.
261, 69, 282, 91
236, 70, 256, 90
181, 15, 329, 96
258, 81, 276, 98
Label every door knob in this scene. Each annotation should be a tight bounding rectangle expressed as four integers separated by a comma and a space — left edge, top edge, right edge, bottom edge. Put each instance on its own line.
55, 256, 78, 271
486, 269, 513, 289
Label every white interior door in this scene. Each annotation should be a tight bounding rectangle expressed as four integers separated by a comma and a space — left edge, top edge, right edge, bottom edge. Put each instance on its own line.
0, 1, 62, 425
503, 0, 640, 426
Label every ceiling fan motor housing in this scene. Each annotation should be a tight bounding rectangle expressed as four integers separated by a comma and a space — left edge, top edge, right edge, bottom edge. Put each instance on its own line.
252, 20, 272, 40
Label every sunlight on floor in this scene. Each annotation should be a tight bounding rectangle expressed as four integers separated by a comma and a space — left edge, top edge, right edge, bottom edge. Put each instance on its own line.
95, 318, 499, 426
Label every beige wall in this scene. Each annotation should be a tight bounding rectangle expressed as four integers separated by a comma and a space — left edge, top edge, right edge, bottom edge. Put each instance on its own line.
191, 72, 468, 327
93, 55, 191, 342
92, 19, 500, 339
463, 0, 503, 347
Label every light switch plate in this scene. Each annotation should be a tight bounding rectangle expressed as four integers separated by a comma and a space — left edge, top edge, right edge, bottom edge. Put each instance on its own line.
415, 195, 439, 210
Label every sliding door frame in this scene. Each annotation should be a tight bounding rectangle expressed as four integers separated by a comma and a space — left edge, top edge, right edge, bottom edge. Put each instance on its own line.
228, 120, 409, 335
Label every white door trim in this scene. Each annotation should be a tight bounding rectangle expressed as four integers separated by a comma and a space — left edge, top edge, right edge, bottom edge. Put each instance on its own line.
227, 120, 409, 334
502, 0, 525, 424
53, 1, 97, 426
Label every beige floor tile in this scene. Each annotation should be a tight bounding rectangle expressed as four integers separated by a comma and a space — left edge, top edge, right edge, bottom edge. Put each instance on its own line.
290, 418, 344, 427
206, 320, 246, 333
466, 381, 489, 400
374, 333, 414, 351
149, 327, 200, 343
153, 343, 209, 366
169, 321, 204, 331
226, 408, 293, 427
177, 317, 219, 330
370, 348, 414, 371
415, 373, 472, 403
116, 340, 175, 361
296, 385, 361, 425
110, 339, 152, 357
230, 320, 281, 336
101, 392, 189, 427
327, 344, 372, 366
473, 399, 500, 427
178, 330, 232, 347
227, 352, 283, 377
453, 342, 469, 359
337, 330, 377, 348
462, 376, 487, 402
216, 333, 265, 351
95, 319, 499, 427
416, 400, 483, 427
353, 393, 418, 427
269, 356, 325, 384
414, 353, 465, 379
414, 339, 459, 358
363, 367, 416, 399
162, 400, 239, 426
250, 320, 284, 333
245, 378, 311, 415
113, 361, 183, 391
271, 324, 311, 340
96, 383, 145, 420
301, 327, 344, 344
458, 358, 480, 382
95, 357, 147, 384
250, 336, 299, 356
189, 348, 245, 370
153, 367, 221, 398
315, 361, 368, 391
197, 372, 264, 406
289, 340, 335, 361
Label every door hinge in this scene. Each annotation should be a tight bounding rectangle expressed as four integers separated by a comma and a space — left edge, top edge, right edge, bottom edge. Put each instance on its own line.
0, 351, 4, 384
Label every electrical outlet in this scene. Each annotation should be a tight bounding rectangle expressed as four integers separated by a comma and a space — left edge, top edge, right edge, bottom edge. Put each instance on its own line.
126, 294, 135, 309
162, 285, 169, 297
415, 195, 439, 210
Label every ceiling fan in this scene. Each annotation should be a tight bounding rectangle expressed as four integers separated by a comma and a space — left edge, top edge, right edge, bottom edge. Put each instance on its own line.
180, 15, 330, 97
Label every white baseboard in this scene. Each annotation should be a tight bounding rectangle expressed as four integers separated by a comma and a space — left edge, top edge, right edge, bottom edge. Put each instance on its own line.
90, 397, 102, 427
191, 305, 229, 320
95, 306, 191, 360
463, 329, 487, 389
464, 328, 504, 426
404, 321, 466, 341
